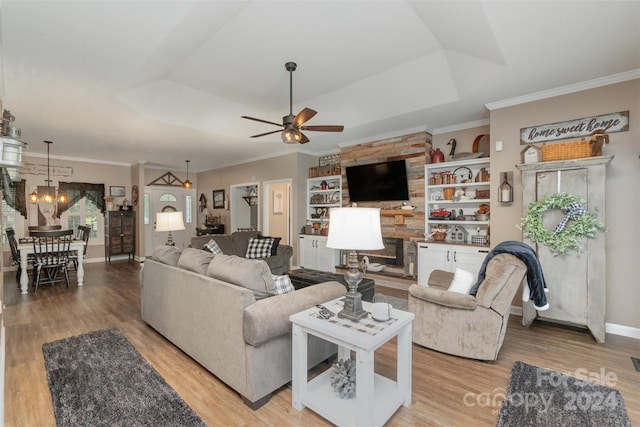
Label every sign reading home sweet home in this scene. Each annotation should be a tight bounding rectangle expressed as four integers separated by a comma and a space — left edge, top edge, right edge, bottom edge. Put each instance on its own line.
520, 111, 629, 144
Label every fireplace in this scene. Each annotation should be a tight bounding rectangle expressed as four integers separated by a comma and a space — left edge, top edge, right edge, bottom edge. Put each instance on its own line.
357, 237, 404, 266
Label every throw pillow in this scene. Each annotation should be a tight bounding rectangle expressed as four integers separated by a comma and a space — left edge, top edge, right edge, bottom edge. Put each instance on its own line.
177, 248, 215, 275
206, 254, 276, 299
448, 268, 475, 294
259, 235, 281, 256
272, 274, 295, 295
245, 237, 274, 259
152, 245, 182, 267
203, 239, 223, 255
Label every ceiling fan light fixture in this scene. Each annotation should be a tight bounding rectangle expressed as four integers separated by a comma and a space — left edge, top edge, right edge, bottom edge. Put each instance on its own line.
282, 127, 301, 144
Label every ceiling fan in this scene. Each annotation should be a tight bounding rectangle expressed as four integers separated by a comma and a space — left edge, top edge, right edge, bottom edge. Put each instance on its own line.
241, 62, 344, 144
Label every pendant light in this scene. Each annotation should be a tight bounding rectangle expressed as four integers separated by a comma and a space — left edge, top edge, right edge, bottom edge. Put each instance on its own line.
29, 140, 67, 204
183, 160, 192, 189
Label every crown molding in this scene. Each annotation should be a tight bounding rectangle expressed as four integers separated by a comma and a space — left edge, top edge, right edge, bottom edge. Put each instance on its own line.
23, 152, 131, 167
486, 69, 640, 111
432, 119, 490, 135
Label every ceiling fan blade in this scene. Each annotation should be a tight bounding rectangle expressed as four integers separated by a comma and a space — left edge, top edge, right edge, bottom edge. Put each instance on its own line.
241, 116, 283, 127
293, 108, 317, 127
299, 133, 310, 144
250, 129, 282, 138
300, 125, 344, 132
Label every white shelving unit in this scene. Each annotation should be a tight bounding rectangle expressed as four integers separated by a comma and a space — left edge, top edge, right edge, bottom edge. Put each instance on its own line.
425, 157, 491, 244
420, 158, 491, 286
306, 175, 342, 222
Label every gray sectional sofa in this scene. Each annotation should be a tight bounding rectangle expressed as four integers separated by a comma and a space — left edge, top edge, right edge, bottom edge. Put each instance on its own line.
191, 230, 292, 274
141, 245, 344, 409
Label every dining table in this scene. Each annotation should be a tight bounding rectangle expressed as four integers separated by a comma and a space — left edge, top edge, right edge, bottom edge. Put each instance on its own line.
17, 237, 85, 295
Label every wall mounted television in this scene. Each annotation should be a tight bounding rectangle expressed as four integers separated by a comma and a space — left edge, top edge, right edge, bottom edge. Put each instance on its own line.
345, 159, 410, 202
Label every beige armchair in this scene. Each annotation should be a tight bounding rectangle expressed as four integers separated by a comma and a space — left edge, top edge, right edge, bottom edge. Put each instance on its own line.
408, 253, 526, 361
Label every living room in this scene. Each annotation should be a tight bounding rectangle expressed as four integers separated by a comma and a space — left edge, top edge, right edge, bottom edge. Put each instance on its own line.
1, 1, 639, 426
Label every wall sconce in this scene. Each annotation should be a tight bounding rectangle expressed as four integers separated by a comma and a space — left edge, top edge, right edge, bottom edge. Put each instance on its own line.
498, 171, 514, 203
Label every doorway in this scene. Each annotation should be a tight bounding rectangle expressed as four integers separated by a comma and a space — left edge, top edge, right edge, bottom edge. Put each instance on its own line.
230, 182, 260, 233
144, 187, 195, 256
262, 179, 292, 244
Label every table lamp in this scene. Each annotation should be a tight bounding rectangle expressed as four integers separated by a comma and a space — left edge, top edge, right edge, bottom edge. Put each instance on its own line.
155, 211, 185, 246
327, 207, 384, 320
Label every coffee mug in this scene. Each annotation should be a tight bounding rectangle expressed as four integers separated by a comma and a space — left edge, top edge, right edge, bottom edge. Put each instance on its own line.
371, 302, 392, 321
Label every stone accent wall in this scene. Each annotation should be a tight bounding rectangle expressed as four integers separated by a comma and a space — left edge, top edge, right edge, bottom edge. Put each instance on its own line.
339, 131, 430, 272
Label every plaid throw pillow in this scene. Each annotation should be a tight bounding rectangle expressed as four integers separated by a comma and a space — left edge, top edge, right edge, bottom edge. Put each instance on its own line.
272, 274, 294, 295
203, 239, 223, 255
245, 237, 274, 259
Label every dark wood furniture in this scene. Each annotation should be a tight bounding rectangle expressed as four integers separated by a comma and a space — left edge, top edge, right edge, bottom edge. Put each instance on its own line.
196, 223, 225, 236
286, 268, 375, 302
105, 211, 135, 262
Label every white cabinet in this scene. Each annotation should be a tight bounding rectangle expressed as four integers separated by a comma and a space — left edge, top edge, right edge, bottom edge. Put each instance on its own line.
425, 158, 491, 245
298, 235, 338, 272
306, 175, 342, 223
417, 242, 489, 286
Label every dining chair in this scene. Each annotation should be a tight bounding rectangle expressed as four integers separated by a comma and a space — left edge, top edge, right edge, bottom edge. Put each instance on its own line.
28, 225, 62, 236
68, 225, 92, 271
6, 228, 23, 282
31, 229, 74, 292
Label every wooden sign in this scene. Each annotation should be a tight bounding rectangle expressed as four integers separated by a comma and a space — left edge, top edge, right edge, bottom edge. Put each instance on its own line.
520, 111, 629, 144
22, 163, 73, 177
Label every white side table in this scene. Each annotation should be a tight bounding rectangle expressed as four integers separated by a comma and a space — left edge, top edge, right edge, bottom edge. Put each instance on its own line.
290, 298, 414, 427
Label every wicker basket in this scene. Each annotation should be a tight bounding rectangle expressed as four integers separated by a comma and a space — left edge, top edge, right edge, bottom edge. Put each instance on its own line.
541, 140, 591, 162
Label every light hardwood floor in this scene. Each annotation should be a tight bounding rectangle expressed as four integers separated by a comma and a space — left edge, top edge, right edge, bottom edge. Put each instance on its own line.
4, 261, 639, 426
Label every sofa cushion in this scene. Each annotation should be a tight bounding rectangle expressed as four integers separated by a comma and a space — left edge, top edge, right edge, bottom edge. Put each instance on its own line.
246, 237, 275, 259
259, 235, 281, 256
231, 231, 260, 257
203, 239, 224, 255
152, 245, 182, 267
206, 254, 275, 300
243, 281, 345, 346
177, 248, 215, 275
272, 274, 294, 295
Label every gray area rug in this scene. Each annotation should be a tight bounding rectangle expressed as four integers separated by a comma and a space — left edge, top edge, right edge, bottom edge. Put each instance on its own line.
375, 294, 408, 311
496, 361, 631, 427
42, 328, 206, 427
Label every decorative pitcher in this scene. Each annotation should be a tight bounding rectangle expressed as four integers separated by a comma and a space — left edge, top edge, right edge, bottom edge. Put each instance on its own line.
430, 148, 445, 163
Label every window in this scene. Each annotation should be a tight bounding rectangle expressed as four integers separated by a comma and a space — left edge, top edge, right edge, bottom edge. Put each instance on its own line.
159, 193, 177, 202
143, 193, 150, 225
185, 195, 192, 224
61, 197, 103, 242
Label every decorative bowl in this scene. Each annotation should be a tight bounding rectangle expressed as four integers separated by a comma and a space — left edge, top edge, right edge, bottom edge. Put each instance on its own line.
474, 214, 489, 221
433, 232, 447, 241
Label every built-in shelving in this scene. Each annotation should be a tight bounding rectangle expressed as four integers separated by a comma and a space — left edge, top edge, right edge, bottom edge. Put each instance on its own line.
425, 157, 491, 245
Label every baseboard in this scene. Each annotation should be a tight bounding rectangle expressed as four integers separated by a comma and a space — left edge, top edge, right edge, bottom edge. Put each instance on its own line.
510, 305, 640, 340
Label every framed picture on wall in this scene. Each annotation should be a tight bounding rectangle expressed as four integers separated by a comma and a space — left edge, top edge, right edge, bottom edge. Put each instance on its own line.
110, 186, 125, 197
213, 189, 225, 209
273, 190, 283, 214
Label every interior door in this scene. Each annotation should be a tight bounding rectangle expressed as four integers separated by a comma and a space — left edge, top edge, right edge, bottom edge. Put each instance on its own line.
144, 187, 191, 256
262, 179, 291, 244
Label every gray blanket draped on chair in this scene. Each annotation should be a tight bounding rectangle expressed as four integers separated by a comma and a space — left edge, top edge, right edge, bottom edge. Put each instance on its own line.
469, 241, 549, 310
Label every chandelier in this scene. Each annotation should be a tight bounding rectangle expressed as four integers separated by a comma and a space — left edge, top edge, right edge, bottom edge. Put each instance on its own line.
29, 140, 67, 204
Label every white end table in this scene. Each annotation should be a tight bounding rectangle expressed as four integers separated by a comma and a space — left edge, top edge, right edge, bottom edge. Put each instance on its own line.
290, 298, 414, 427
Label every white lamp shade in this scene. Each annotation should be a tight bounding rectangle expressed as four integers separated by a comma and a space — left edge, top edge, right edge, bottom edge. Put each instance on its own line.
326, 207, 384, 250
155, 211, 185, 232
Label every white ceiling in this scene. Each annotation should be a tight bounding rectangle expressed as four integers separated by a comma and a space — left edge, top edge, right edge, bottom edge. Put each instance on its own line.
1, 1, 639, 172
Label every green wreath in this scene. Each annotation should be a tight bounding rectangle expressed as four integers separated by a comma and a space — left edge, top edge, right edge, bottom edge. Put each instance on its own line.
518, 193, 604, 254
